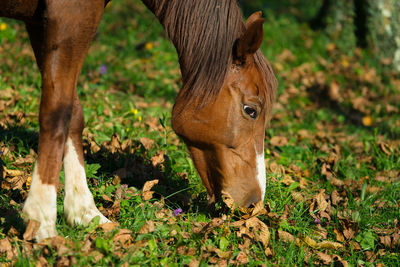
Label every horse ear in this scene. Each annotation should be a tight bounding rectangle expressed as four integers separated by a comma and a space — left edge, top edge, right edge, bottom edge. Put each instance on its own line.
234, 15, 264, 64
246, 11, 262, 28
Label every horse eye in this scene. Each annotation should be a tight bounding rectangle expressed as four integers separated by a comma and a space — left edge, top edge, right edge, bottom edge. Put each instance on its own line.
243, 105, 257, 119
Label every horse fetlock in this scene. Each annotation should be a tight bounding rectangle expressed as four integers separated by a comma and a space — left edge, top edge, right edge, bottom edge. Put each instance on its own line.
22, 195, 58, 242
22, 166, 58, 242
63, 195, 109, 226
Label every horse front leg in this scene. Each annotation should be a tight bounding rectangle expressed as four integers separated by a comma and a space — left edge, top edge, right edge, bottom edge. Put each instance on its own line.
22, 0, 106, 242
63, 93, 109, 226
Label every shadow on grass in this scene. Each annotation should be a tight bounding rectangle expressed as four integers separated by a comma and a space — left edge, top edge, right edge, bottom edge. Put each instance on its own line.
307, 84, 400, 139
0, 124, 215, 238
83, 138, 213, 216
0, 125, 37, 235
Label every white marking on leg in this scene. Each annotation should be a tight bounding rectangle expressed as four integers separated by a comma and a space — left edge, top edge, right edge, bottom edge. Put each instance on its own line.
255, 145, 266, 201
63, 138, 109, 225
22, 164, 57, 242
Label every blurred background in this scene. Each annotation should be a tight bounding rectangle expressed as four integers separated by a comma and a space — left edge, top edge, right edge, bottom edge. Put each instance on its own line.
239, 0, 400, 72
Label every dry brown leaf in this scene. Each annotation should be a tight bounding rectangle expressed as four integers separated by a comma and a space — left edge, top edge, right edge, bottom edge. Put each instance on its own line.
188, 257, 200, 267
278, 230, 296, 243
50, 236, 71, 255
379, 235, 391, 248
270, 136, 288, 147
330, 177, 344, 187
317, 251, 332, 265
221, 190, 235, 210
297, 129, 310, 140
236, 251, 249, 264
329, 82, 341, 102
245, 217, 270, 248
5, 168, 24, 177
142, 179, 159, 201
251, 201, 267, 217
56, 256, 70, 266
113, 229, 132, 244
0, 237, 14, 259
216, 249, 232, 259
102, 194, 113, 202
316, 240, 344, 250
343, 227, 354, 240
6, 176, 26, 191
332, 228, 344, 243
140, 137, 154, 150
281, 175, 295, 186
314, 190, 329, 212
150, 151, 166, 167
331, 190, 342, 206
37, 256, 49, 267
139, 220, 155, 234
302, 236, 317, 248
291, 192, 305, 203
23, 220, 41, 241
99, 222, 119, 233
143, 179, 159, 192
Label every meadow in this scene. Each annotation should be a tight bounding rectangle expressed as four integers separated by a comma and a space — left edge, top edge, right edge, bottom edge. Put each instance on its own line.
0, 0, 399, 266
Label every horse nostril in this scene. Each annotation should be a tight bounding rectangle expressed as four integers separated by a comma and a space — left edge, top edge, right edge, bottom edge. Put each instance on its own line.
241, 191, 262, 208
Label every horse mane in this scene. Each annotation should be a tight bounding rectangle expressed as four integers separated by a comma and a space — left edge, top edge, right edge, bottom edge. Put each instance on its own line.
142, 0, 277, 111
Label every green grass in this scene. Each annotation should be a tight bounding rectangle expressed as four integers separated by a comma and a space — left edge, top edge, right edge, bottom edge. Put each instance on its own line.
1, 0, 400, 266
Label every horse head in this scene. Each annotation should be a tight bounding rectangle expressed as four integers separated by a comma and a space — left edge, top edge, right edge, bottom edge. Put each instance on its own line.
172, 12, 276, 207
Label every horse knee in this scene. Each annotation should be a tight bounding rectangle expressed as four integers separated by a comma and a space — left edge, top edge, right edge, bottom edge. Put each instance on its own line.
39, 104, 73, 139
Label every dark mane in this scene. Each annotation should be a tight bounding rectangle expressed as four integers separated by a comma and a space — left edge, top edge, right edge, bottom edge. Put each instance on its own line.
142, 0, 277, 111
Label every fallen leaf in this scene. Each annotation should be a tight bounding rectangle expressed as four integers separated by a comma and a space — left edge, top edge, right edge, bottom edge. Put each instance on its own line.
5, 168, 24, 177
139, 220, 155, 234
317, 251, 332, 265
142, 179, 159, 200
334, 228, 345, 242
236, 251, 249, 264
221, 190, 235, 210
270, 136, 288, 147
150, 151, 166, 167
102, 194, 113, 202
140, 137, 154, 150
250, 201, 267, 217
314, 190, 329, 212
343, 227, 354, 240
245, 217, 270, 247
99, 222, 119, 233
278, 230, 296, 243
188, 257, 200, 267
113, 229, 132, 244
316, 240, 344, 250
23, 220, 41, 241
302, 236, 317, 248
0, 237, 14, 259
143, 179, 159, 192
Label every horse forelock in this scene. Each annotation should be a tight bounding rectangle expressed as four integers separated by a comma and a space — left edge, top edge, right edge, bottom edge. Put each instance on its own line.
143, 0, 277, 112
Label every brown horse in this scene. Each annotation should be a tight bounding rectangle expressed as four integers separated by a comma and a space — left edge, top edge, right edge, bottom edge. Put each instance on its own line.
0, 0, 277, 241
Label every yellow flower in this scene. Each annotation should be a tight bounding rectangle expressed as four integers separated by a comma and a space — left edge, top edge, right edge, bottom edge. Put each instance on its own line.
145, 42, 153, 51
138, 116, 142, 121
341, 59, 349, 68
26, 176, 32, 192
362, 116, 373, 126
0, 23, 7, 31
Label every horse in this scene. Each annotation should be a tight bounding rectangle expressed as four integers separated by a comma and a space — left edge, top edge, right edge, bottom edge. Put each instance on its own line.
0, 0, 277, 242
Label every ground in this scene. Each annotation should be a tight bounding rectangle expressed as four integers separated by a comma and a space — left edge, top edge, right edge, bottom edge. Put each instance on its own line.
0, 0, 399, 266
